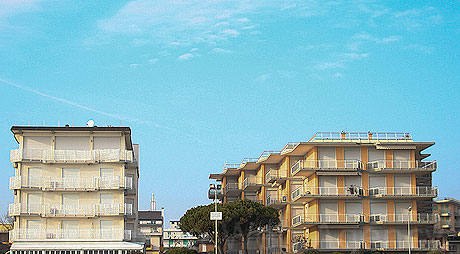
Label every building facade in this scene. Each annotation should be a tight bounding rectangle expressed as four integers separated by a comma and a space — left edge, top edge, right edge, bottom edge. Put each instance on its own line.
163, 221, 198, 250
433, 198, 460, 253
138, 208, 164, 254
8, 126, 144, 253
210, 132, 440, 253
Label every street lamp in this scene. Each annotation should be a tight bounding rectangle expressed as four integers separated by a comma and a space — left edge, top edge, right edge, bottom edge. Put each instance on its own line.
210, 184, 219, 254
408, 206, 412, 254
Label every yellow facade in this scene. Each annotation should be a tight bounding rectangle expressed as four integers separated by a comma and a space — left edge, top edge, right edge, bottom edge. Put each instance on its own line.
210, 132, 440, 253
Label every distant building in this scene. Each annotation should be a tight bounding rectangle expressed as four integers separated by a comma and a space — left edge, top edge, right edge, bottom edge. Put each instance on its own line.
139, 194, 164, 254
8, 125, 144, 253
433, 197, 460, 252
163, 221, 198, 250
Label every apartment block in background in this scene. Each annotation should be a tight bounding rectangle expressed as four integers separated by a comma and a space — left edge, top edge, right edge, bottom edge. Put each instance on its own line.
433, 198, 460, 253
139, 194, 164, 254
163, 221, 198, 250
210, 132, 440, 253
8, 125, 144, 253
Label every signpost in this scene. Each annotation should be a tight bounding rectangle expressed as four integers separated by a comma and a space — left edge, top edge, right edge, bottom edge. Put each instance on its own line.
210, 212, 222, 221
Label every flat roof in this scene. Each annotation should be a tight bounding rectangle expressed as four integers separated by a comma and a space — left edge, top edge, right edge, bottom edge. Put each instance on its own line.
139, 210, 163, 220
11, 126, 131, 132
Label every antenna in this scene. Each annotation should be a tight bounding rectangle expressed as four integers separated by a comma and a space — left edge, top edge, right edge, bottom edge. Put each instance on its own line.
86, 119, 95, 127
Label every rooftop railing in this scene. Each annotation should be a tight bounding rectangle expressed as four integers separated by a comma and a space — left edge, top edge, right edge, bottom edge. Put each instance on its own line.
10, 229, 131, 241
258, 151, 280, 161
309, 132, 412, 141
223, 161, 240, 170
240, 158, 258, 165
9, 176, 133, 190
280, 142, 300, 154
9, 203, 133, 217
10, 149, 133, 163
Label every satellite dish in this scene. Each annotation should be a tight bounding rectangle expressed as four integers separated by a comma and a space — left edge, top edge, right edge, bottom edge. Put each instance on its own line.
86, 119, 95, 127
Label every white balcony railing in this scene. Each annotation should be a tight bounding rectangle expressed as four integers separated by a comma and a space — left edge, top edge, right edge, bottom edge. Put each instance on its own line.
367, 160, 437, 170
9, 203, 133, 217
224, 183, 240, 194
9, 176, 133, 190
292, 214, 363, 225
291, 186, 364, 200
243, 177, 263, 189
369, 213, 438, 224
368, 186, 438, 197
10, 149, 133, 163
291, 160, 362, 175
10, 229, 131, 241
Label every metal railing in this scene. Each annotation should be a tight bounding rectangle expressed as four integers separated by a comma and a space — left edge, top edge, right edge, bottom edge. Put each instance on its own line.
368, 240, 440, 250
241, 158, 258, 165
368, 186, 438, 197
291, 159, 362, 175
224, 183, 240, 194
9, 176, 133, 190
243, 176, 263, 189
266, 195, 287, 206
10, 229, 131, 241
291, 186, 364, 200
10, 149, 133, 163
281, 142, 300, 154
309, 132, 412, 141
367, 160, 437, 170
292, 214, 363, 225
223, 161, 240, 170
258, 151, 280, 161
9, 203, 133, 216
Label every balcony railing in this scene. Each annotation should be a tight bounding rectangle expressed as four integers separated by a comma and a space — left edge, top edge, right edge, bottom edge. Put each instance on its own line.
291, 160, 363, 175
292, 214, 363, 226
369, 213, 438, 224
369, 240, 440, 250
368, 186, 438, 197
367, 160, 437, 170
294, 240, 440, 250
243, 177, 263, 189
9, 176, 133, 190
266, 195, 288, 206
292, 186, 365, 200
9, 203, 133, 217
224, 183, 240, 194
10, 229, 131, 241
10, 149, 133, 163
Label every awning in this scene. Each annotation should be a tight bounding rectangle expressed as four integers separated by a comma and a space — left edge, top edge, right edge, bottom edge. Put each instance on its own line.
376, 145, 416, 150
11, 241, 144, 250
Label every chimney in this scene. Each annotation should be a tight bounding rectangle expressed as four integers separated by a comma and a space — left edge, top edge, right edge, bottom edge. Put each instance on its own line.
161, 207, 165, 219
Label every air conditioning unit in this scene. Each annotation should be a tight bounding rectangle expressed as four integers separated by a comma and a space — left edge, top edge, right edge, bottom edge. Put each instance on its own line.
282, 196, 287, 202
371, 241, 381, 249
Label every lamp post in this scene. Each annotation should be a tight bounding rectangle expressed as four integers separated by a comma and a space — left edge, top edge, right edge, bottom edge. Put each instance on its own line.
408, 206, 412, 254
210, 184, 218, 254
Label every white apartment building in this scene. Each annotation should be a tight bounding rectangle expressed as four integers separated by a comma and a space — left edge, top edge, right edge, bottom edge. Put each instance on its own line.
163, 221, 198, 250
8, 125, 144, 254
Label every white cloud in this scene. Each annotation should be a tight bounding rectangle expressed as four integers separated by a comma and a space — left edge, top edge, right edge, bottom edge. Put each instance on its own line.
314, 61, 345, 71
0, 0, 43, 18
343, 53, 369, 59
210, 48, 233, 54
237, 18, 250, 22
220, 29, 240, 37
147, 58, 159, 64
178, 53, 198, 61
190, 48, 199, 52
331, 72, 343, 78
130, 63, 140, 68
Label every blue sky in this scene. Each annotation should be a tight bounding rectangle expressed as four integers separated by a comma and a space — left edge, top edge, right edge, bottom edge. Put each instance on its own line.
0, 0, 459, 223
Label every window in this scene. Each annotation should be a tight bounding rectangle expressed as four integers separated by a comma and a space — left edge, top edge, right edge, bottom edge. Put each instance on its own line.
169, 240, 173, 246
433, 205, 438, 211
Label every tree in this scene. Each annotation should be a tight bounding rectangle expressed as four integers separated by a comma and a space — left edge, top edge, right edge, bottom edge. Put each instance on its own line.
226, 199, 280, 254
179, 203, 236, 254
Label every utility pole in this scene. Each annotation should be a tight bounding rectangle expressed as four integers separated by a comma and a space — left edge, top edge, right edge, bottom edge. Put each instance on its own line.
408, 206, 412, 254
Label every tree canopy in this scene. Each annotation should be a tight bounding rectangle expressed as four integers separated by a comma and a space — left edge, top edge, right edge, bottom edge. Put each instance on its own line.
179, 199, 280, 254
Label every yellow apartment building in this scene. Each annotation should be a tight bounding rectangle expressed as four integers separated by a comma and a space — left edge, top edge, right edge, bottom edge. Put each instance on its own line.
8, 125, 144, 254
210, 132, 440, 253
433, 198, 460, 252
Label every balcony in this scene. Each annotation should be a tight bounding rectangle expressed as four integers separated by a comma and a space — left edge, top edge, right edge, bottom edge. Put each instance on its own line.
369, 240, 440, 250
243, 176, 264, 190
224, 183, 241, 195
9, 203, 133, 217
266, 195, 288, 208
291, 186, 364, 202
368, 186, 438, 198
10, 149, 133, 164
369, 213, 438, 224
9, 176, 133, 191
10, 229, 131, 241
291, 160, 362, 176
367, 160, 437, 171
440, 209, 451, 217
291, 214, 363, 227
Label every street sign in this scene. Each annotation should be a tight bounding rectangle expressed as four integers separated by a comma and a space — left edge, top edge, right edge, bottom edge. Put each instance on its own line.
210, 212, 222, 220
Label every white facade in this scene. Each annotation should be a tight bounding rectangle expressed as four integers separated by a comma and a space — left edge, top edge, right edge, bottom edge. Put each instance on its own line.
163, 221, 198, 250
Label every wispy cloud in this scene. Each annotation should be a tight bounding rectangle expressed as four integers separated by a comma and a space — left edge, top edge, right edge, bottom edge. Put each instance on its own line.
255, 73, 271, 83
0, 78, 204, 143
210, 48, 233, 54
178, 53, 198, 61
147, 58, 159, 64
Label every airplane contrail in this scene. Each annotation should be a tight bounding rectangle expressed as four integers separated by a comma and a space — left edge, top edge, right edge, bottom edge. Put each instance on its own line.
0, 78, 204, 143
